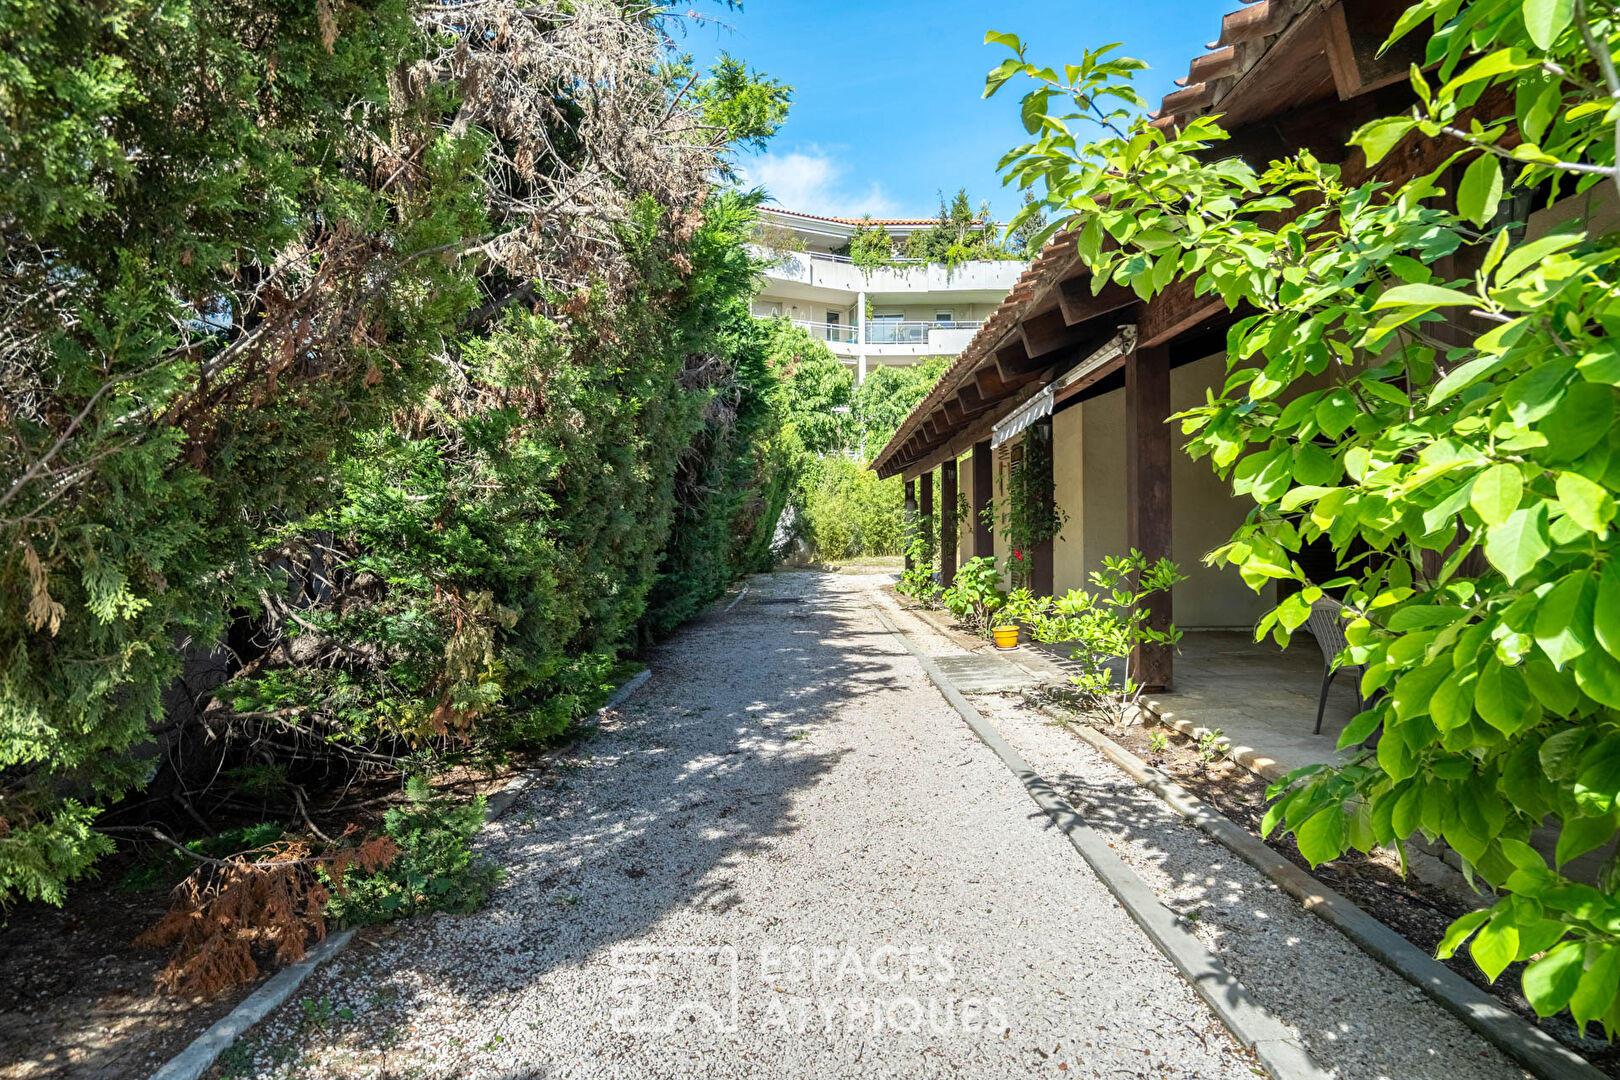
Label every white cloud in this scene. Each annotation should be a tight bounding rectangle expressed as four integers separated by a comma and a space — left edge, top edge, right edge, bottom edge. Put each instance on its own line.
734, 147, 898, 218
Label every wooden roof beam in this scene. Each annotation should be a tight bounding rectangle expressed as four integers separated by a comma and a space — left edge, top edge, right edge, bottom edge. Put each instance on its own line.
1057, 277, 1140, 327
994, 340, 1050, 381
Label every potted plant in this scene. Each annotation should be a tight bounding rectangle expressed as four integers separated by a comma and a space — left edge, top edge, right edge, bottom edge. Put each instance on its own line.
992, 623, 1019, 650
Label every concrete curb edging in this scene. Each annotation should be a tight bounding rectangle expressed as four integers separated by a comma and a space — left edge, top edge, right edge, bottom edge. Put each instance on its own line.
720, 585, 750, 616
148, 929, 357, 1080
149, 668, 654, 1080
1027, 696, 1605, 1080
871, 607, 1331, 1080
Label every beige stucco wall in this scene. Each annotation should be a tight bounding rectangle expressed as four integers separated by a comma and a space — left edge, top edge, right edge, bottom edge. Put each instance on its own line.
954, 452, 975, 570
1076, 389, 1128, 589
1169, 353, 1268, 629
1051, 405, 1087, 593
1040, 352, 1268, 630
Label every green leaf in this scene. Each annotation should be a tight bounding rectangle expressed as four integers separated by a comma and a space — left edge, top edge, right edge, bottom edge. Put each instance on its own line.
1076, 218, 1103, 266
1557, 473, 1615, 534
1475, 657, 1533, 733
1543, 382, 1615, 462
1597, 559, 1620, 659
1316, 388, 1359, 438
1575, 647, 1620, 709
1471, 916, 1520, 981
1296, 806, 1346, 866
1534, 571, 1594, 668
1498, 231, 1584, 284
1393, 660, 1452, 722
1432, 352, 1513, 402
1525, 657, 1582, 715
1523, 0, 1574, 49
1525, 941, 1584, 1017
1379, 725, 1418, 781
1577, 341, 1620, 385
1392, 781, 1423, 836
1352, 117, 1417, 165
1470, 464, 1523, 526
1556, 811, 1617, 866
1457, 154, 1503, 227
1430, 670, 1475, 730
1337, 707, 1384, 749
1371, 283, 1477, 310
1541, 727, 1593, 780
1484, 503, 1551, 584
1504, 360, 1573, 424
1571, 944, 1620, 1034
1575, 737, 1620, 814
1437, 909, 1492, 959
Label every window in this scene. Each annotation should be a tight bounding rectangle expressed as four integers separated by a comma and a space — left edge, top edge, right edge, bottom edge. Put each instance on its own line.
935, 310, 953, 324
826, 311, 840, 326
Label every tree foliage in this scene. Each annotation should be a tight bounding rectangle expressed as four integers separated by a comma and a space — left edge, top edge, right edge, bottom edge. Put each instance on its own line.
0, 0, 792, 911
903, 189, 1019, 266
990, 0, 1620, 1033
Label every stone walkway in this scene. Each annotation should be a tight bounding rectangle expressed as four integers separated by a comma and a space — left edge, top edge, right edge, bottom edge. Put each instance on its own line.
219, 571, 1527, 1079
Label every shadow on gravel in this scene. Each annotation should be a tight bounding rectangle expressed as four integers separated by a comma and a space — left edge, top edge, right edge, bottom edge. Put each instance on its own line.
1002, 708, 1535, 1080
264, 571, 897, 1076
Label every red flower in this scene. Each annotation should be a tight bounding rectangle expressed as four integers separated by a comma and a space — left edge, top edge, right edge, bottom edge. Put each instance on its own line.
1013, 549, 1023, 561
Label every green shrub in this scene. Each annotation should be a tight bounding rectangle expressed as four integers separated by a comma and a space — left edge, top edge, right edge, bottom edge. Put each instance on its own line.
940, 556, 1008, 634
1027, 552, 1185, 720
324, 779, 499, 926
801, 456, 905, 560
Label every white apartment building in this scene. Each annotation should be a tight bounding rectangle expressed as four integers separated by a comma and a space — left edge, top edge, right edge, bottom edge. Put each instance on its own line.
749, 208, 1027, 382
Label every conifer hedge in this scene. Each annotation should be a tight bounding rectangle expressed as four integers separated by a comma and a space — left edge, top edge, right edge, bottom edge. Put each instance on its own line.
0, 0, 792, 908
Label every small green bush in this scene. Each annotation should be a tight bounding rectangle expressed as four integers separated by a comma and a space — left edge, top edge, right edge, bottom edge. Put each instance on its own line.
324, 779, 500, 926
1027, 551, 1185, 719
940, 557, 1007, 634
800, 456, 905, 560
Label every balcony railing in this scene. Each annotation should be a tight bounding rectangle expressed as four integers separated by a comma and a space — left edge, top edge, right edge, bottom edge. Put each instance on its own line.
866, 319, 982, 345
755, 317, 857, 343
749, 315, 982, 347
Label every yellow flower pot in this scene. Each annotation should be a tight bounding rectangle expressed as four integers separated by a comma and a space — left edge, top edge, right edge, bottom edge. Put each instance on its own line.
993, 625, 1019, 650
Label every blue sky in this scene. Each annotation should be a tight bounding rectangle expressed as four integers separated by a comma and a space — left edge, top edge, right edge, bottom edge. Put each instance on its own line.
680, 0, 1233, 221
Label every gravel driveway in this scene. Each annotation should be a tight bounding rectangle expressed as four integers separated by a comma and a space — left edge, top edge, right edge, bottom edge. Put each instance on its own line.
217, 569, 1523, 1079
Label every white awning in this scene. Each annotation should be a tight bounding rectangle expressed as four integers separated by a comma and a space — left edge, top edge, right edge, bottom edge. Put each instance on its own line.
991, 384, 1054, 449
988, 325, 1138, 450
1057, 325, 1137, 394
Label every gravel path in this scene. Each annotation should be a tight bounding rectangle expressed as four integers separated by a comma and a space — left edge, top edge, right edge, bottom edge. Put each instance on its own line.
870, 587, 1532, 1080
223, 571, 1260, 1079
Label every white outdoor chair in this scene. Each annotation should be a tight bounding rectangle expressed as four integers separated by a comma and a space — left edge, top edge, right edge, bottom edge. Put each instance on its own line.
1304, 596, 1366, 735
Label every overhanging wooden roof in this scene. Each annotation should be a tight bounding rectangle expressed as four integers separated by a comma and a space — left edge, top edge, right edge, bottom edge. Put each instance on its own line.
869, 0, 1447, 482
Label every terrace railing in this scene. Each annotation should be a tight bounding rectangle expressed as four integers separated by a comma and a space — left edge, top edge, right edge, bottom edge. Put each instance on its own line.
866, 319, 982, 345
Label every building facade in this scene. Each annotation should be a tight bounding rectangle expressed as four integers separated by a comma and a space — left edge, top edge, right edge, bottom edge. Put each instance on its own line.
866, 0, 1461, 691
749, 208, 1026, 382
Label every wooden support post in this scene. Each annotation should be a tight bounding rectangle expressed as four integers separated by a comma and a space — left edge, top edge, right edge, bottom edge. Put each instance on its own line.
903, 480, 917, 571
919, 471, 934, 582
972, 440, 993, 559
941, 458, 958, 587
1030, 418, 1055, 597
1126, 345, 1173, 692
